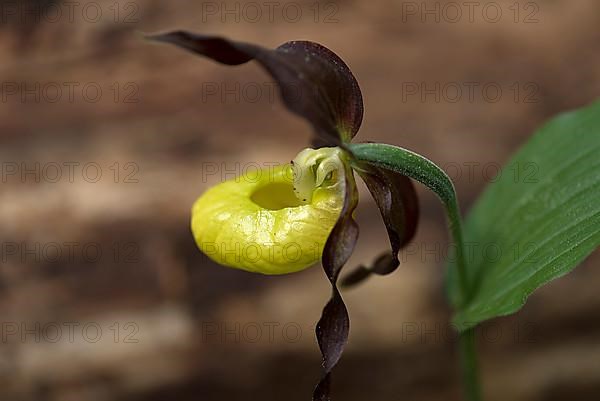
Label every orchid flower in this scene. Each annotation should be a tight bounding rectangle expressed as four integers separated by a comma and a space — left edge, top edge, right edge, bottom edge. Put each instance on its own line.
148, 31, 439, 401
144, 26, 600, 401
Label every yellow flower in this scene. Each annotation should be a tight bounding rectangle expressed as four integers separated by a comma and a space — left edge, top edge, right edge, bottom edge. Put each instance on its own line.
191, 147, 347, 274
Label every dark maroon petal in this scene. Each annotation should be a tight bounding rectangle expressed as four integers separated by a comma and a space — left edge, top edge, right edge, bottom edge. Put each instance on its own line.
313, 166, 359, 401
340, 253, 395, 287
341, 161, 419, 287
147, 31, 363, 144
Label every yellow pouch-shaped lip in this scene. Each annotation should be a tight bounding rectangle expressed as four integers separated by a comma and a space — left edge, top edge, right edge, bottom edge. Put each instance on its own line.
191, 148, 346, 274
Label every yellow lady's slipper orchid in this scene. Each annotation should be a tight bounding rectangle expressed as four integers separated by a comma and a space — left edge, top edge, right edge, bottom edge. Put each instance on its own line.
191, 147, 347, 274
152, 32, 425, 401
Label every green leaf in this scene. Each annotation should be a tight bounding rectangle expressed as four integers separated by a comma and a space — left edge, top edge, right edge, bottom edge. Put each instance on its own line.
348, 142, 471, 306
450, 100, 600, 331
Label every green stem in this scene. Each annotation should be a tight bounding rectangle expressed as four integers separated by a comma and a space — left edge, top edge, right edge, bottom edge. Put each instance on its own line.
347, 143, 484, 400
446, 201, 470, 305
448, 201, 484, 401
459, 328, 482, 401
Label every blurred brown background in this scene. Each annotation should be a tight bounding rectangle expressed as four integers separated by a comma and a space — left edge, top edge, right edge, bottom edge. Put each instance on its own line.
1, 0, 600, 400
